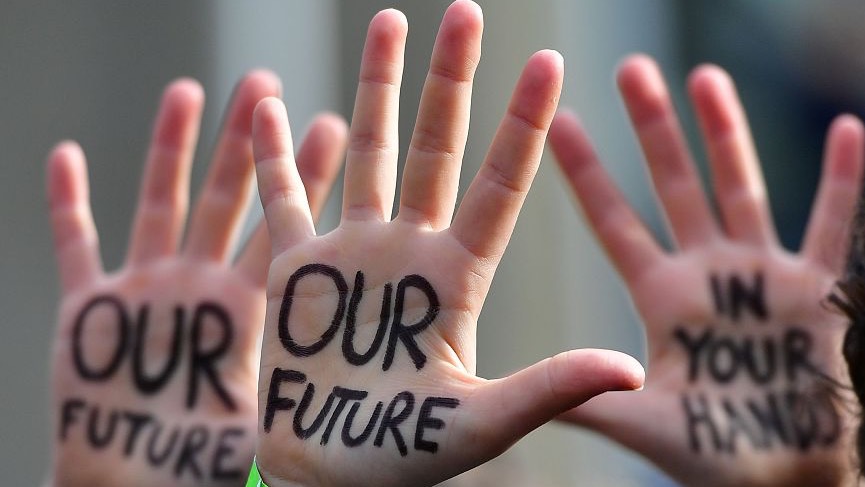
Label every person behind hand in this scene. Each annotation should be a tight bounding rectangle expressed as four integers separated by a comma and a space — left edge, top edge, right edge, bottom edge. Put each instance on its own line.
829, 159, 865, 482
247, 1, 645, 486
549, 54, 864, 486
47, 72, 347, 487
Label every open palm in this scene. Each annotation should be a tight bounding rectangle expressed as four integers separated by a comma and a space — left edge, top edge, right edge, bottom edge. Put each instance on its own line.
48, 73, 346, 487
252, 3, 644, 487
550, 55, 864, 487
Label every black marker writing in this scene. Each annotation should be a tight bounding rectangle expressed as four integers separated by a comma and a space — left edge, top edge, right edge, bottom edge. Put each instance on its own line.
71, 295, 236, 411
343, 272, 392, 366
414, 397, 459, 453
674, 328, 822, 384
342, 400, 383, 447
67, 295, 242, 480
677, 272, 840, 454
709, 272, 768, 322
72, 296, 129, 381
263, 368, 306, 433
279, 264, 348, 357
683, 390, 840, 454
262, 367, 459, 456
278, 264, 439, 370
374, 391, 415, 456
132, 306, 183, 394
383, 276, 439, 371
188, 303, 235, 410
59, 397, 247, 481
321, 387, 368, 445
265, 265, 457, 456
294, 382, 336, 439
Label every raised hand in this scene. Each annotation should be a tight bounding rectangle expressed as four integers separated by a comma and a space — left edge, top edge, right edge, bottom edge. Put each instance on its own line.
549, 55, 864, 487
251, 2, 644, 486
47, 73, 347, 487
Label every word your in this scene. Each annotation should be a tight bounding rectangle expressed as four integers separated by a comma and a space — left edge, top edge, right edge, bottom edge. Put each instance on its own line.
71, 295, 236, 410
263, 368, 459, 456
676, 272, 839, 454
674, 328, 822, 385
278, 264, 440, 370
60, 397, 247, 481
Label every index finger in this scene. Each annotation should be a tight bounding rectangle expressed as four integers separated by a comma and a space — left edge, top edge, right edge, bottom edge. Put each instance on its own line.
183, 70, 282, 262
252, 98, 315, 256
126, 79, 204, 266
47, 141, 103, 293
802, 115, 865, 270
236, 113, 348, 287
549, 110, 665, 283
689, 65, 776, 245
618, 55, 719, 249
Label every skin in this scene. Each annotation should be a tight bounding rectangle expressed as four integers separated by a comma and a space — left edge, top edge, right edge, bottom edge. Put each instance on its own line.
47, 72, 347, 487
549, 54, 865, 487
252, 2, 644, 487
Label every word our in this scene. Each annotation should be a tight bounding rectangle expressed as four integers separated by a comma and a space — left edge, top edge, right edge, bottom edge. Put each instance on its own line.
278, 264, 439, 370
264, 264, 461, 457
71, 295, 236, 410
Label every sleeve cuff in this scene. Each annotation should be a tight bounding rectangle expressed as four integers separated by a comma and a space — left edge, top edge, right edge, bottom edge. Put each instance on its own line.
245, 457, 270, 487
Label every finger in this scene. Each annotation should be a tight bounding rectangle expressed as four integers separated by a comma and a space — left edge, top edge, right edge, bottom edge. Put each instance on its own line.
689, 64, 776, 245
398, 0, 483, 229
803, 115, 865, 270
296, 113, 349, 220
450, 50, 563, 261
47, 141, 103, 292
253, 97, 314, 256
184, 70, 282, 261
342, 9, 408, 222
234, 223, 269, 287
554, 388, 663, 454
549, 110, 666, 283
237, 113, 347, 286
126, 78, 204, 265
472, 349, 644, 448
618, 55, 719, 249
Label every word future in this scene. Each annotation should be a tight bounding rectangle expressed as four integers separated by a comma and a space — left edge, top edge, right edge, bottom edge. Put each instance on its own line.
675, 272, 840, 455
264, 264, 461, 456
60, 295, 247, 481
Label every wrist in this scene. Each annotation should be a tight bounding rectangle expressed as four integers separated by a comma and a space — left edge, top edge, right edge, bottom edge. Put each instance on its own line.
251, 457, 315, 487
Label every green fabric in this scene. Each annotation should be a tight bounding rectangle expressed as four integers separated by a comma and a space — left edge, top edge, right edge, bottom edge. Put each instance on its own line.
245, 458, 269, 487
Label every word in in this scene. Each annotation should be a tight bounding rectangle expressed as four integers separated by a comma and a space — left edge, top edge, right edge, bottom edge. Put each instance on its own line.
676, 272, 839, 454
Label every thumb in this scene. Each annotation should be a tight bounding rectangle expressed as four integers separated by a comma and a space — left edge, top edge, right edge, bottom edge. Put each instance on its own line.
471, 349, 644, 448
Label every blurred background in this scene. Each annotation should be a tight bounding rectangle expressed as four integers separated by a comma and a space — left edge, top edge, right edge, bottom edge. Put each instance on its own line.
2, 1, 865, 485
